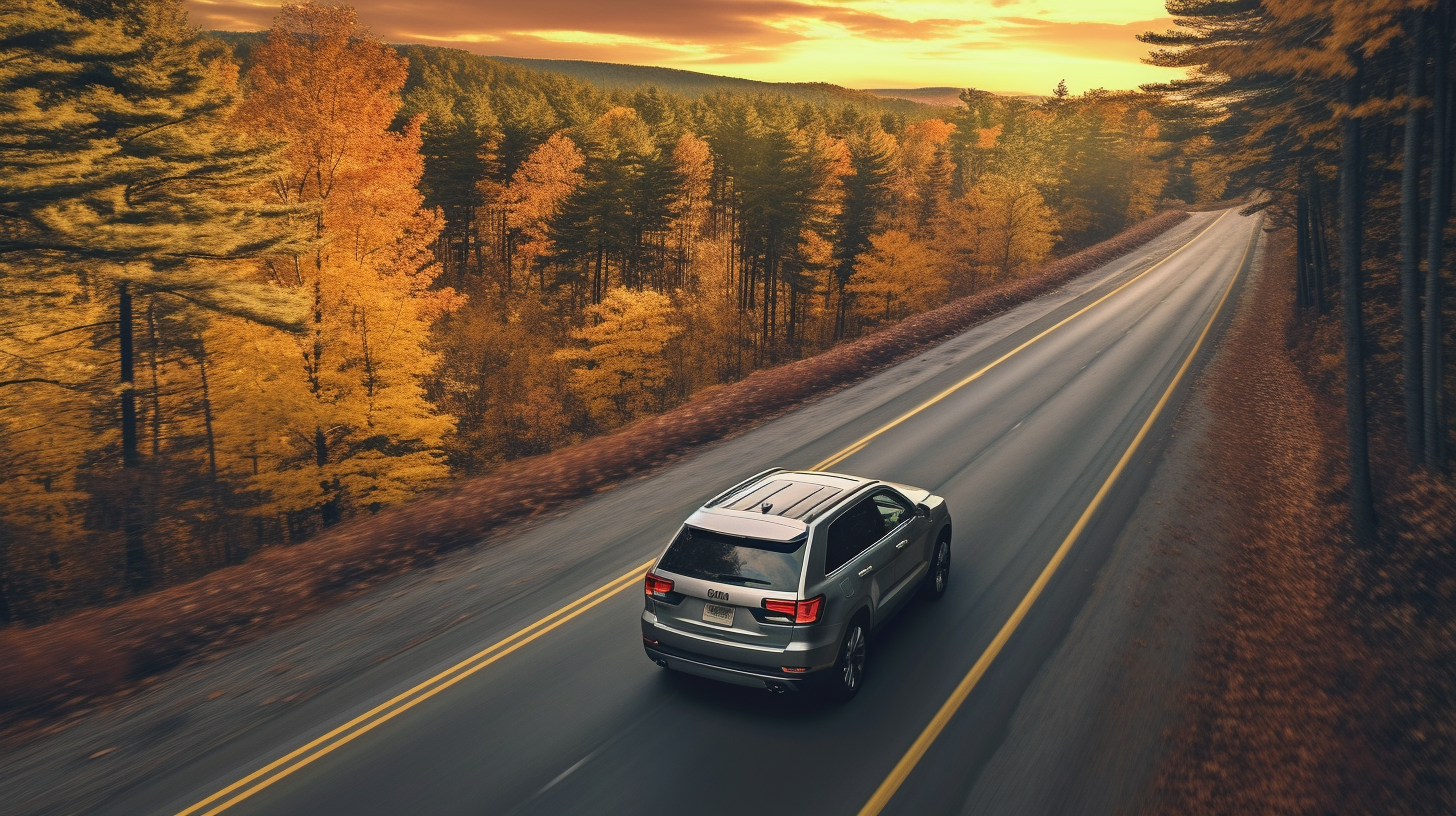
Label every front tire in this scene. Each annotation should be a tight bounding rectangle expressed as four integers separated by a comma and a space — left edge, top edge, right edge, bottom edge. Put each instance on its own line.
921, 536, 950, 600
827, 619, 868, 700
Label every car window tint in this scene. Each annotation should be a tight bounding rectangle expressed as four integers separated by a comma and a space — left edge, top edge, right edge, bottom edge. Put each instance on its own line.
825, 497, 885, 574
873, 491, 910, 529
658, 527, 806, 591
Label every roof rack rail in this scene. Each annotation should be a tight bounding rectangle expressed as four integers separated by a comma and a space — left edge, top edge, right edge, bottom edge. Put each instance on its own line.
704, 467, 785, 508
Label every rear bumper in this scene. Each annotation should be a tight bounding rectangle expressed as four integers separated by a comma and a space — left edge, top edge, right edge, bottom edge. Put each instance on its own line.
644, 641, 831, 692
641, 607, 840, 691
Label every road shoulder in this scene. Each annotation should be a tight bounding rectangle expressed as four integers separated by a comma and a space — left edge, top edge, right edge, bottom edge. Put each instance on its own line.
953, 224, 1262, 815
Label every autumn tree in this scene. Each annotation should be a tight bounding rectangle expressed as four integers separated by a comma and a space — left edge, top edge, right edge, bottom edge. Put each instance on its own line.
963, 174, 1058, 282
847, 230, 948, 328
227, 2, 460, 532
557, 287, 682, 428
501, 132, 585, 289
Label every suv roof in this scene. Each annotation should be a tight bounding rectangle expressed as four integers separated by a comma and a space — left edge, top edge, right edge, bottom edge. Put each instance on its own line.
687, 469, 876, 541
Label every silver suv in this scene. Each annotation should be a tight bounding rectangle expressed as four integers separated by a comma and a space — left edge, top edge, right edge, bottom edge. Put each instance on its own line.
642, 468, 952, 698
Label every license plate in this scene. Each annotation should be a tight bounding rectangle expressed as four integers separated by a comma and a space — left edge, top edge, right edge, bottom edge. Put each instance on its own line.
702, 602, 733, 627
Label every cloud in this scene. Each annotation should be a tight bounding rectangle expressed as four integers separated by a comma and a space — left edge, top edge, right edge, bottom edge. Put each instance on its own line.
181, 1, 1177, 89
988, 16, 1172, 63
186, 1, 983, 58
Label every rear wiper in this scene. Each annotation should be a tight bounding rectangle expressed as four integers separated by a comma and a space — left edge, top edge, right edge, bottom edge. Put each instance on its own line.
713, 574, 773, 586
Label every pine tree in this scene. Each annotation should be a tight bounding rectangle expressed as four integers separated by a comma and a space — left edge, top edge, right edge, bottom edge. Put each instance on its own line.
1, 0, 306, 591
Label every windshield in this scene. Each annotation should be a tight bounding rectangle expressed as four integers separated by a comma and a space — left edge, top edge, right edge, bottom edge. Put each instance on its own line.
657, 526, 806, 591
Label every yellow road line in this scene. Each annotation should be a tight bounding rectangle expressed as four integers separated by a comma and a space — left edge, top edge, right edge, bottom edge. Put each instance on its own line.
812, 209, 1231, 472
175, 560, 654, 816
180, 209, 1239, 816
853, 218, 1257, 816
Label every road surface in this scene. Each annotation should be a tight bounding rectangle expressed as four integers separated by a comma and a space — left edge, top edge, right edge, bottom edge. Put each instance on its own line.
79, 208, 1258, 816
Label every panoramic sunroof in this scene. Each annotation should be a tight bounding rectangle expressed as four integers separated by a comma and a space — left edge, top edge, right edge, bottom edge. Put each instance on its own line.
723, 480, 843, 519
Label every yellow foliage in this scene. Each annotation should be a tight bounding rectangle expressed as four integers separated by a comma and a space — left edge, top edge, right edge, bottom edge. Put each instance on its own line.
959, 175, 1058, 282
848, 229, 949, 326
557, 287, 683, 428
218, 2, 461, 522
0, 275, 119, 614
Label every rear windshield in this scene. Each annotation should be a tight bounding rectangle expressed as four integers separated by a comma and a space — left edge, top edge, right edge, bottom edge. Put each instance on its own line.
657, 526, 806, 591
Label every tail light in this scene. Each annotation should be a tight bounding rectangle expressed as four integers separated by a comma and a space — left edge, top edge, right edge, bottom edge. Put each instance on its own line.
644, 572, 674, 597
763, 595, 824, 624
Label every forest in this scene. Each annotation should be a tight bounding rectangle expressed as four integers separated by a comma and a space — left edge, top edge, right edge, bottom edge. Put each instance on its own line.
0, 0, 1221, 623
1140, 0, 1455, 542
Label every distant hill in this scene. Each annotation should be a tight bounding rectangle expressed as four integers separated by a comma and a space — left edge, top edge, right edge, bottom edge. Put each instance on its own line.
208, 33, 957, 121
864, 87, 966, 108
488, 56, 943, 119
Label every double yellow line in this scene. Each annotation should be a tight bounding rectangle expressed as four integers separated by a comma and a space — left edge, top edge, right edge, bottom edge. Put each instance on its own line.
854, 216, 1256, 816
178, 210, 1239, 816
174, 561, 653, 816
814, 209, 1230, 472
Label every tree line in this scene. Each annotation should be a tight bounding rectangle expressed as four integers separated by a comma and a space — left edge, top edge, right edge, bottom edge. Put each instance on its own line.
1141, 0, 1454, 544
0, 0, 1217, 622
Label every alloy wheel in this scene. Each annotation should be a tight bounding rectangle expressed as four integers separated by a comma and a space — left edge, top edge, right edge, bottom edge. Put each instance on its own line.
841, 624, 866, 690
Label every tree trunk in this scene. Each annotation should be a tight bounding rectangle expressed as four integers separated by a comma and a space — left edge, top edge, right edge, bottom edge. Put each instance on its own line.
1340, 63, 1377, 545
316, 425, 339, 527
197, 338, 220, 486
118, 280, 152, 590
1304, 187, 1316, 308
1311, 179, 1331, 313
146, 299, 163, 459
120, 281, 138, 469
1424, 11, 1451, 470
1402, 11, 1428, 459
196, 336, 228, 563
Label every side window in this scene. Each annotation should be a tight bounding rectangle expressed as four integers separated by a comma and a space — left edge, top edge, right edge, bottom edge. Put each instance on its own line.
873, 491, 911, 530
825, 497, 885, 574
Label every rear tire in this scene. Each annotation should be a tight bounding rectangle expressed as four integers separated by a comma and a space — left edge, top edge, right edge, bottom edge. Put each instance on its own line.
827, 619, 868, 701
920, 535, 950, 601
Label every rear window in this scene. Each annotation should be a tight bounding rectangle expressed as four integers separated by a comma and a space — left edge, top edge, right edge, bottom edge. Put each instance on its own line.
657, 526, 806, 591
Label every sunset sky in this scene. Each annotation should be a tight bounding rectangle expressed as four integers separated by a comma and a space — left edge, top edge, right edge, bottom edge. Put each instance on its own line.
185, 0, 1181, 94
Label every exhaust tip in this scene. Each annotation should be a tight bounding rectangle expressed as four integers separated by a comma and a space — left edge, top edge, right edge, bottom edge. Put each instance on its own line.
655, 659, 669, 668
766, 682, 788, 694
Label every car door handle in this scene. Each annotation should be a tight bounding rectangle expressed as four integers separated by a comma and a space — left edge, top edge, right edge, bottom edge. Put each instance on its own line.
895, 539, 909, 550
858, 565, 874, 577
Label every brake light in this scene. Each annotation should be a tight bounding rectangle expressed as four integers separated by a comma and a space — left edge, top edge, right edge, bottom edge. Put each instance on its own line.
764, 599, 796, 616
644, 572, 674, 596
763, 595, 825, 624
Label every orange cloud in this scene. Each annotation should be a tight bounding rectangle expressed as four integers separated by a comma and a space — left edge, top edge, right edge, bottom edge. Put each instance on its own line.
182, 1, 1177, 90
989, 16, 1171, 64
186, 1, 985, 57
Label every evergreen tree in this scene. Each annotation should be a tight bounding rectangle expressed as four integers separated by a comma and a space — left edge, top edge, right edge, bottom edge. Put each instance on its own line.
1, 0, 305, 591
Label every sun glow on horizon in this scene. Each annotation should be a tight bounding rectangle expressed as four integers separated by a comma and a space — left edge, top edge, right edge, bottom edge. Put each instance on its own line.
185, 0, 1181, 95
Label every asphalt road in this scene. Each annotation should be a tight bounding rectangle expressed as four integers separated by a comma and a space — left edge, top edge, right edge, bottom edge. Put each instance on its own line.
94, 208, 1258, 816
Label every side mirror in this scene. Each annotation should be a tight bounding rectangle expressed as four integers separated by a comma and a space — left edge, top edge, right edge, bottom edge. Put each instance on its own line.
915, 503, 930, 518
